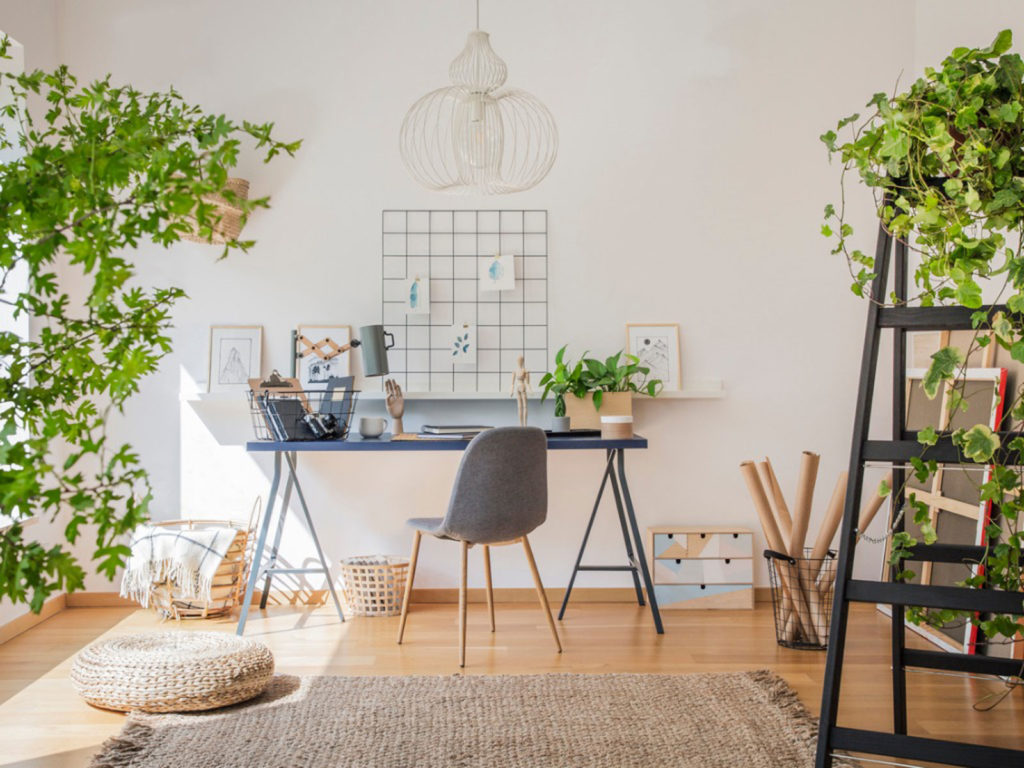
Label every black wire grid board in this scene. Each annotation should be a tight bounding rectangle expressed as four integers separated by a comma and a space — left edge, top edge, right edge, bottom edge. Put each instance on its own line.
380, 210, 549, 393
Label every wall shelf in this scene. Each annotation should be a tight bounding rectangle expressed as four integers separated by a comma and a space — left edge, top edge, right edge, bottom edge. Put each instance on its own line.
186, 379, 725, 404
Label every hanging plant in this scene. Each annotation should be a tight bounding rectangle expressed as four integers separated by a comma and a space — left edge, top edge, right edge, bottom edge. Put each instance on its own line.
822, 29, 1023, 647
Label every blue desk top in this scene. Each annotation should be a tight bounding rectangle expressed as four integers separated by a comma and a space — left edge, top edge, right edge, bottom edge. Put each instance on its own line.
245, 433, 648, 452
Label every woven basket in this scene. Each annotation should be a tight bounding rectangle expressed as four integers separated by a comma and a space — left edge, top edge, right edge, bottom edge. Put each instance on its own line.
181, 177, 249, 244
71, 631, 274, 713
340, 555, 409, 617
148, 517, 255, 620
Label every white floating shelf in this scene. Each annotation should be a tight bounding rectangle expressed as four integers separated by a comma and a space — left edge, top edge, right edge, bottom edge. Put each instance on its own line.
185, 380, 726, 403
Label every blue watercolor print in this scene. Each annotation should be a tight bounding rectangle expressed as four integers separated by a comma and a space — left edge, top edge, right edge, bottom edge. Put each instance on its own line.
452, 331, 472, 357
488, 258, 504, 283
409, 279, 419, 309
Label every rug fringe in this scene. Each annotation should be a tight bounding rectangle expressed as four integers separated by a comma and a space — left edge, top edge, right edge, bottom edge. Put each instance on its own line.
89, 721, 156, 768
747, 670, 859, 768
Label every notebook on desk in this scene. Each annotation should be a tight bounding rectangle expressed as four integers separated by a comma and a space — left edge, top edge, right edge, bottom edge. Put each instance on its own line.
422, 425, 492, 435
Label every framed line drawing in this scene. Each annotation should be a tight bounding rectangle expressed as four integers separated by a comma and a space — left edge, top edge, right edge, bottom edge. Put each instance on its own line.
626, 323, 681, 391
208, 325, 262, 393
295, 325, 352, 389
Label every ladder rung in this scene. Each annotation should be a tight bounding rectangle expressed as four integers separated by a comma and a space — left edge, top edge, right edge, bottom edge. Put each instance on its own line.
862, 437, 1024, 464
903, 648, 1024, 678
878, 305, 1006, 330
846, 580, 1024, 614
905, 543, 987, 563
831, 727, 1020, 768
575, 565, 636, 572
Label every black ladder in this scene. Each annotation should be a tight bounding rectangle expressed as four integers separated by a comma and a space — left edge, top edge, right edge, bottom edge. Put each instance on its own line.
815, 214, 1024, 768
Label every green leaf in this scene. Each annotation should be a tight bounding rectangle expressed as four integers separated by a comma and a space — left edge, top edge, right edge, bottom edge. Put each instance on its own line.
917, 426, 939, 447
922, 346, 963, 398
958, 424, 1000, 463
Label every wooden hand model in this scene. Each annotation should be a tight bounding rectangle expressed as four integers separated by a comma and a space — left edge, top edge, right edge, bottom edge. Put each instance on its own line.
385, 378, 405, 435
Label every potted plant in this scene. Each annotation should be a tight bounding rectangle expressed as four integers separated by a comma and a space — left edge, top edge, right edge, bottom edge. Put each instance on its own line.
822, 29, 1024, 651
540, 345, 662, 430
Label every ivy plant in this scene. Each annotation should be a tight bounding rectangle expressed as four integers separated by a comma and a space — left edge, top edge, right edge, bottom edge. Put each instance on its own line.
0, 39, 299, 612
822, 29, 1024, 647
540, 344, 662, 413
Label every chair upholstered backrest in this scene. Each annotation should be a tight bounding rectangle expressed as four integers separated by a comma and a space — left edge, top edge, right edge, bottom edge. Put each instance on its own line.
437, 426, 548, 544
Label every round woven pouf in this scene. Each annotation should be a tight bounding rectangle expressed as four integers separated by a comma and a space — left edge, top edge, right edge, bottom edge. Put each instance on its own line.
70, 631, 274, 713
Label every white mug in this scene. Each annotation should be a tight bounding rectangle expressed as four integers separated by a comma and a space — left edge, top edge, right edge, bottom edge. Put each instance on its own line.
358, 417, 388, 438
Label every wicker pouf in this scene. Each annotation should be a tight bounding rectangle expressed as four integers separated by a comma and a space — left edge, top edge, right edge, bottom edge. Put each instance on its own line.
70, 631, 274, 713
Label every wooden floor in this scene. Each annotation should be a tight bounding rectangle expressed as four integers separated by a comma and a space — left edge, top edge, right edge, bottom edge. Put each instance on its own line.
0, 601, 1020, 767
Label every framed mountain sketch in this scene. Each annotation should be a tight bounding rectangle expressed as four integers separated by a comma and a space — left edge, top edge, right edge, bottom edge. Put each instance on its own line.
626, 323, 681, 391
208, 325, 262, 393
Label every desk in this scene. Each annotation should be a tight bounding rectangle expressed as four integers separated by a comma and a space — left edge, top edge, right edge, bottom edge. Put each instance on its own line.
238, 433, 662, 635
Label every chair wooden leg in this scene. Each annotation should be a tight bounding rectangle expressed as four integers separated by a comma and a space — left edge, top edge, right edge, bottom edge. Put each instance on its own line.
483, 544, 495, 632
521, 535, 562, 653
396, 531, 421, 645
459, 540, 469, 668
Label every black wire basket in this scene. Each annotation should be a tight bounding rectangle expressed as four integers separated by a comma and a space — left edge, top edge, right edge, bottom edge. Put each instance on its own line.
247, 387, 359, 442
764, 548, 837, 650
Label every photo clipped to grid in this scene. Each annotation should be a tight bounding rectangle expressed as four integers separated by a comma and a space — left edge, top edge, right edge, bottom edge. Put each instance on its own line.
381, 210, 549, 393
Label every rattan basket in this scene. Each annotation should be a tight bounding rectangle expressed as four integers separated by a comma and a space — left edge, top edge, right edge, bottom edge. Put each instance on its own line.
340, 555, 409, 617
181, 177, 249, 244
149, 516, 256, 620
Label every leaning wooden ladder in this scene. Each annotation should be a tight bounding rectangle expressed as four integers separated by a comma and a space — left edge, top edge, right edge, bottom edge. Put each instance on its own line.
815, 213, 1024, 768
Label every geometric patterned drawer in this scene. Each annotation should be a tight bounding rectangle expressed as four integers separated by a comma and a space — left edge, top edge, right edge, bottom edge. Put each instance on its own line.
652, 532, 753, 560
648, 526, 754, 610
653, 557, 753, 585
653, 583, 754, 610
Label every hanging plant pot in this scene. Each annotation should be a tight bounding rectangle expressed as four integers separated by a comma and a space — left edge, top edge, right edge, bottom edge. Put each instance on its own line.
182, 177, 250, 244
564, 392, 632, 430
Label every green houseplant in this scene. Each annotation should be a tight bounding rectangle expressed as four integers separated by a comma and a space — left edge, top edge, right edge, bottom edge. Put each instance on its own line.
822, 29, 1024, 648
0, 40, 299, 612
540, 345, 662, 429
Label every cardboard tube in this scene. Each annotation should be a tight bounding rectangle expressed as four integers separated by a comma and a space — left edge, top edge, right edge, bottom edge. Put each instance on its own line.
758, 457, 793, 542
740, 461, 815, 643
789, 451, 820, 559
811, 472, 848, 562
858, 471, 893, 534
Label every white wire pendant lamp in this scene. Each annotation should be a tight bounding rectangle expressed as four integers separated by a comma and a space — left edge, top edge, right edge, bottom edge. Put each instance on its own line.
400, 0, 558, 194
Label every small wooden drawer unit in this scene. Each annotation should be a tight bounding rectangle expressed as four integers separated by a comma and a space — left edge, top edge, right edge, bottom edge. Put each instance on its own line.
648, 526, 754, 610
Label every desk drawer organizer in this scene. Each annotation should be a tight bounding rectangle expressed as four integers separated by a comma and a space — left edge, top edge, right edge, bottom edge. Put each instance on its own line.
648, 526, 754, 609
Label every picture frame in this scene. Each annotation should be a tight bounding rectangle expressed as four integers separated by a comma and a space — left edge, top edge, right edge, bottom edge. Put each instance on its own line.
208, 325, 262, 393
295, 325, 352, 389
626, 323, 681, 391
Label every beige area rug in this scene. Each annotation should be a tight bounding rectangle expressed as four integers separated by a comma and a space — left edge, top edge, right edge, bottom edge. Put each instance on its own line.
90, 670, 846, 768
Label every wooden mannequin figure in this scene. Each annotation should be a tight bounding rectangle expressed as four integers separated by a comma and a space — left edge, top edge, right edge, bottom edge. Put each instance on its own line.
385, 378, 405, 436
510, 355, 530, 427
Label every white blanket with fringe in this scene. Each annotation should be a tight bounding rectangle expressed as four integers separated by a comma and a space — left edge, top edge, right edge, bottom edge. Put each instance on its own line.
120, 524, 237, 608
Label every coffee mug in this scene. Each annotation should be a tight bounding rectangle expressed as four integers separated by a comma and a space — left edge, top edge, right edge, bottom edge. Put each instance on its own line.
358, 417, 388, 438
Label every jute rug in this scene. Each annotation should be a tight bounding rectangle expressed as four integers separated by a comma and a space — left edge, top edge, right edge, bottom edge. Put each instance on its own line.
90, 670, 845, 767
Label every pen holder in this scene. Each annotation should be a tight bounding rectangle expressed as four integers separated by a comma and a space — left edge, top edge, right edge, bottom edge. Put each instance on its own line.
601, 415, 634, 440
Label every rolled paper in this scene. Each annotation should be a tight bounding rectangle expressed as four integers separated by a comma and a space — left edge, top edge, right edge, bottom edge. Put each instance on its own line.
789, 451, 820, 560
811, 472, 848, 563
758, 458, 793, 542
858, 471, 893, 534
740, 461, 816, 643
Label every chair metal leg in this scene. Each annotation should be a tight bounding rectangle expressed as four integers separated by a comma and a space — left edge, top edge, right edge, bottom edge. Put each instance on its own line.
483, 544, 495, 632
396, 530, 422, 644
459, 540, 469, 668
522, 535, 562, 653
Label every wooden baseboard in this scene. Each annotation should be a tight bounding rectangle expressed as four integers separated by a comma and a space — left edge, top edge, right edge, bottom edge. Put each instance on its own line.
49, 587, 774, 610
0, 593, 67, 644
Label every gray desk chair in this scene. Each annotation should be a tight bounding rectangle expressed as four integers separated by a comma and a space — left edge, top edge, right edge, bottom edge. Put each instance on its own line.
396, 426, 562, 667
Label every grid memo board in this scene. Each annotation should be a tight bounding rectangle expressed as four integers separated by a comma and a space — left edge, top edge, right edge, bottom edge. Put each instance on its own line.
381, 209, 549, 393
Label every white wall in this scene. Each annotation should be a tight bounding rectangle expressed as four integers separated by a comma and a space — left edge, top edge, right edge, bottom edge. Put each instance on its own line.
3, 1, 1020, 604
0, 1, 61, 628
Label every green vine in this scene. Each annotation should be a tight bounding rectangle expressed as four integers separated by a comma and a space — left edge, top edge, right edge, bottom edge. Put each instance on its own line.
823, 29, 1024, 647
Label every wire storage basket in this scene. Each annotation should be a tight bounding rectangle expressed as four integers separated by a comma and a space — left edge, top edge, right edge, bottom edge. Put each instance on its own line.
764, 548, 837, 650
248, 387, 359, 442
340, 555, 409, 617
